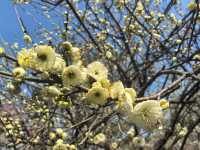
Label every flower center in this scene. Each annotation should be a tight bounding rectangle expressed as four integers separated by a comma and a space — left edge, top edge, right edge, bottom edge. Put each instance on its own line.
94, 70, 99, 75
94, 92, 101, 97
141, 108, 149, 117
67, 71, 76, 79
14, 72, 20, 77
37, 53, 47, 61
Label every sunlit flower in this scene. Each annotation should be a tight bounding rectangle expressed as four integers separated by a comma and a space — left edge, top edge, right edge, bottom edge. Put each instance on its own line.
178, 127, 188, 137
49, 132, 56, 140
68, 144, 77, 150
175, 123, 182, 132
136, 1, 144, 14
5, 124, 13, 129
12, 67, 26, 79
132, 136, 145, 147
110, 81, 124, 99
110, 142, 118, 149
87, 61, 108, 81
159, 99, 169, 109
46, 86, 62, 97
62, 65, 86, 87
56, 128, 64, 136
58, 101, 69, 109
71, 47, 81, 63
193, 54, 200, 60
115, 0, 129, 9
127, 128, 136, 138
116, 91, 134, 115
17, 48, 35, 68
86, 86, 109, 105
187, 2, 197, 11
176, 39, 182, 44
31, 45, 56, 71
100, 79, 111, 89
105, 51, 112, 59
23, 34, 32, 44
56, 139, 64, 144
61, 41, 72, 52
51, 54, 66, 73
128, 100, 163, 131
61, 132, 68, 139
125, 88, 137, 105
92, 79, 110, 89
93, 133, 106, 145
0, 47, 4, 55
53, 143, 68, 150
92, 81, 102, 88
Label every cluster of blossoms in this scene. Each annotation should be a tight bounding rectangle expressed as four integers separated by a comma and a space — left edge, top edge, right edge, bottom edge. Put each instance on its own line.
4, 40, 169, 146
15, 42, 169, 135
48, 128, 78, 150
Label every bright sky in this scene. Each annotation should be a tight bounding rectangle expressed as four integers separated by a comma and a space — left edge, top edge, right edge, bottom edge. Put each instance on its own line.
0, 0, 62, 47
0, 0, 191, 45
0, 0, 23, 43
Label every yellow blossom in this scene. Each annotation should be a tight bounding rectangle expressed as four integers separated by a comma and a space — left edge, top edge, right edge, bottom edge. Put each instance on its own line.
188, 2, 197, 11
132, 136, 145, 147
193, 54, 200, 60
17, 48, 35, 68
71, 47, 81, 63
93, 133, 106, 145
31, 45, 56, 71
110, 142, 118, 149
62, 65, 86, 87
53, 143, 68, 150
56, 128, 64, 136
58, 101, 70, 109
49, 132, 56, 140
56, 139, 64, 144
176, 39, 182, 44
68, 144, 77, 150
87, 61, 108, 81
105, 51, 112, 59
100, 79, 111, 89
178, 127, 188, 137
5, 124, 13, 129
128, 100, 163, 131
116, 91, 134, 115
136, 2, 144, 14
23, 34, 32, 43
51, 54, 66, 73
110, 81, 124, 99
46, 86, 62, 97
159, 99, 169, 109
61, 41, 72, 52
86, 86, 109, 105
125, 88, 137, 105
127, 128, 136, 138
12, 67, 26, 79
0, 47, 4, 55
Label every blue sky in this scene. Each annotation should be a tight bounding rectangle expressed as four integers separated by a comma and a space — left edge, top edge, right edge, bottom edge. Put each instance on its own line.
0, 0, 23, 43
0, 0, 190, 46
0, 0, 62, 46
